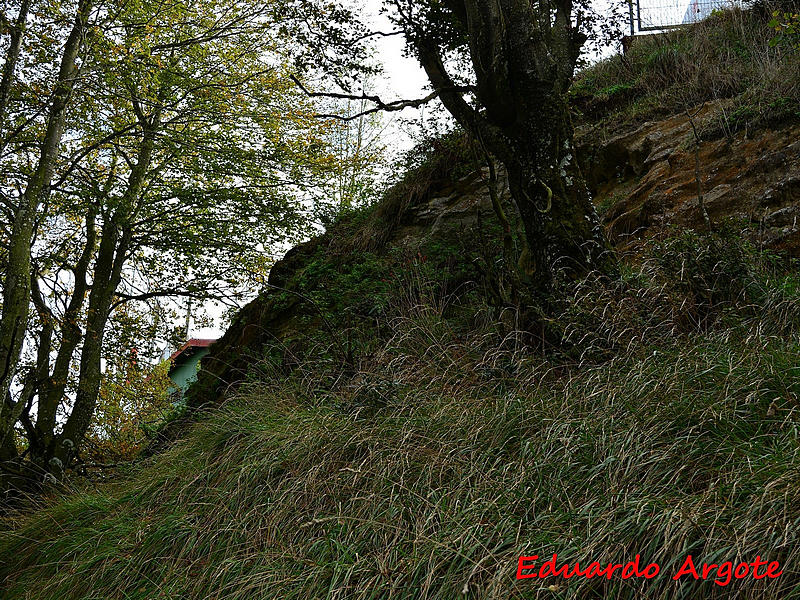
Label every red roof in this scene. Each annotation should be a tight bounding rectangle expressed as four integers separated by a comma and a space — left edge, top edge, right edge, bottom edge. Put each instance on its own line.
168, 338, 216, 363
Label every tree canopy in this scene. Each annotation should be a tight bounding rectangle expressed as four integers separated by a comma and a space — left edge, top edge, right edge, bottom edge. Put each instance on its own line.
0, 0, 384, 488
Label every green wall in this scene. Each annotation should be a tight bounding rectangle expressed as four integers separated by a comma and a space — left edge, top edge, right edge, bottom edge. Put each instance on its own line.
168, 348, 211, 396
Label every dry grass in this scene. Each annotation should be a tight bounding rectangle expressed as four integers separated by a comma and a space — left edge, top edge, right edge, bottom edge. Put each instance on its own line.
571, 5, 800, 135
1, 232, 799, 600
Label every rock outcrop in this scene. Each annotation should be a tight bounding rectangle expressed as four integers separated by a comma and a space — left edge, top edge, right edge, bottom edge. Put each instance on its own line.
579, 102, 800, 254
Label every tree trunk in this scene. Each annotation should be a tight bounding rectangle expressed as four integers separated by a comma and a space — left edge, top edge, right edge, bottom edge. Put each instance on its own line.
52, 112, 159, 470
0, 0, 93, 444
503, 93, 612, 282
32, 207, 97, 460
0, 404, 18, 462
410, 0, 614, 290
52, 219, 123, 470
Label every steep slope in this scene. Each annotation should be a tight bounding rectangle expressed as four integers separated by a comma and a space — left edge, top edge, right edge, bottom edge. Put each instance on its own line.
2, 227, 800, 599
179, 110, 800, 420
178, 150, 506, 420
3, 8, 800, 600
572, 5, 800, 252
4, 121, 800, 598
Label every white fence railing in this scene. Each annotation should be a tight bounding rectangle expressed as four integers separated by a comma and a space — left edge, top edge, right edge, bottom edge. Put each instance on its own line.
632, 0, 744, 32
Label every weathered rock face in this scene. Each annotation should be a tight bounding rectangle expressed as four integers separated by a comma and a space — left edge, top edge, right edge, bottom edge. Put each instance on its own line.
579, 103, 800, 254
173, 107, 799, 429
394, 169, 512, 247
177, 168, 505, 419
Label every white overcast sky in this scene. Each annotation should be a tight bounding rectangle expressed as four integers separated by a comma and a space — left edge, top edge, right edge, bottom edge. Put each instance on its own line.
365, 1, 430, 100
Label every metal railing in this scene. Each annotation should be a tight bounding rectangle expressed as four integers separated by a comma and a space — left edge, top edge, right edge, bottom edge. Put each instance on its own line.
631, 0, 744, 32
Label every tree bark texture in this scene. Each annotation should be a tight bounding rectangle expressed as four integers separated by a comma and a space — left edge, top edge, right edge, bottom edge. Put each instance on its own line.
0, 0, 93, 447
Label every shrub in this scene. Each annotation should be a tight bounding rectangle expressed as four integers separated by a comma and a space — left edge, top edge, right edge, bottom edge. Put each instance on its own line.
768, 9, 800, 49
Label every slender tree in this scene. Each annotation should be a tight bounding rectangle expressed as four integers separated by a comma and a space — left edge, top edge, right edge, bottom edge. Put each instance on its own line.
2, 0, 356, 481
0, 0, 94, 460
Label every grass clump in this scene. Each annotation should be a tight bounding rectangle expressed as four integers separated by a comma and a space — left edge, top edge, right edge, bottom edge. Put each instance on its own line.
2, 232, 800, 600
571, 6, 800, 134
548, 225, 800, 362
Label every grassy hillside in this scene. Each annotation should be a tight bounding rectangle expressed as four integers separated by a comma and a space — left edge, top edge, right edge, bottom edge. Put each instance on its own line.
3, 8, 800, 600
571, 6, 800, 136
2, 229, 800, 599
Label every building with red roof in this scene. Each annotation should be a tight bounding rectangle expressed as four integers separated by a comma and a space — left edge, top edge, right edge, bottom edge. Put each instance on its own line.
167, 338, 216, 398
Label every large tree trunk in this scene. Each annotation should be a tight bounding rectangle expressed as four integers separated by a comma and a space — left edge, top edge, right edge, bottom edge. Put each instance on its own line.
0, 0, 93, 445
502, 93, 611, 282
409, 0, 614, 289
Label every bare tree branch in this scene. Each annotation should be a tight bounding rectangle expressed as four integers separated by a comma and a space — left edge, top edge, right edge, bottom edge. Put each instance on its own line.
290, 74, 471, 122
